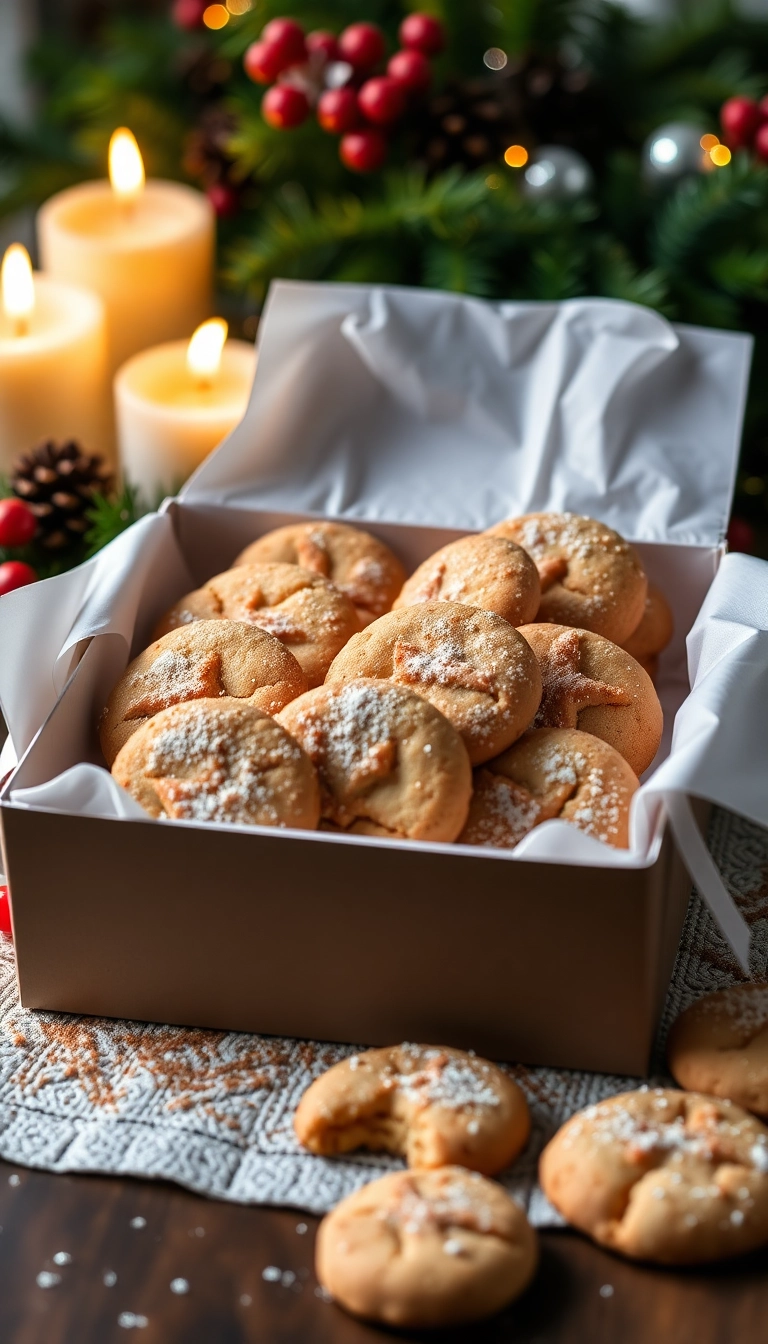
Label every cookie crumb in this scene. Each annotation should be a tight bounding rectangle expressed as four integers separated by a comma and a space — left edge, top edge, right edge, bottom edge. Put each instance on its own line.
262, 1266, 281, 1282
117, 1313, 149, 1329
599, 1284, 614, 1298
36, 1271, 61, 1289
129, 1216, 146, 1230
53, 1251, 72, 1266
170, 1278, 189, 1294
296, 1223, 308, 1235
104, 1271, 117, 1287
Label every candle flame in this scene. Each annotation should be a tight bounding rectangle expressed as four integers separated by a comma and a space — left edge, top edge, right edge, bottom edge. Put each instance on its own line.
109, 128, 145, 201
187, 318, 228, 382
1, 244, 35, 333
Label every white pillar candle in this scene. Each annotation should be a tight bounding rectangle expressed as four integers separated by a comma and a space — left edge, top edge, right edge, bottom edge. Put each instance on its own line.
115, 319, 256, 501
37, 129, 215, 376
0, 244, 111, 474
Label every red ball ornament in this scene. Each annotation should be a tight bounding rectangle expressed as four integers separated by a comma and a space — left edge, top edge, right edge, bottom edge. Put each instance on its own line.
399, 12, 445, 57
387, 48, 432, 93
262, 84, 310, 130
0, 888, 11, 940
340, 129, 388, 173
338, 23, 386, 72
206, 182, 239, 218
172, 0, 207, 30
727, 516, 755, 554
0, 497, 36, 548
306, 30, 338, 62
244, 41, 286, 85
358, 76, 407, 127
0, 560, 37, 597
261, 18, 307, 67
754, 122, 768, 163
720, 96, 761, 148
317, 88, 360, 135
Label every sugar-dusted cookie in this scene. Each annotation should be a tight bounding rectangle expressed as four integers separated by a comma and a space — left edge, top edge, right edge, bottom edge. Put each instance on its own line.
487, 512, 647, 644
667, 984, 768, 1119
540, 1088, 768, 1265
99, 620, 308, 767
459, 726, 639, 850
112, 697, 320, 829
278, 679, 471, 842
325, 604, 541, 767
621, 584, 674, 680
235, 520, 406, 627
153, 562, 360, 688
518, 624, 662, 775
316, 1167, 538, 1329
294, 1043, 530, 1175
394, 534, 540, 627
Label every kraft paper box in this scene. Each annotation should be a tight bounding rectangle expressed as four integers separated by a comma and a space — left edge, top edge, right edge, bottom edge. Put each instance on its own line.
1, 282, 767, 1076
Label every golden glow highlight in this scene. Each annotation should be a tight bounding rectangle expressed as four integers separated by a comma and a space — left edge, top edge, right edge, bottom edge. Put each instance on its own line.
203, 4, 230, 27
710, 144, 732, 167
504, 144, 529, 169
700, 133, 720, 151
187, 318, 228, 383
1, 244, 35, 334
109, 128, 145, 201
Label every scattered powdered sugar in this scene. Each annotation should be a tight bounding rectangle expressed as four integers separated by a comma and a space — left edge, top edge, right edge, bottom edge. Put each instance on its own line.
387, 1173, 502, 1238
294, 682, 403, 788
750, 1142, 768, 1173
463, 773, 540, 849
36, 1271, 61, 1289
443, 1238, 463, 1255
52, 1251, 72, 1266
696, 985, 768, 1039
393, 638, 494, 696
117, 1312, 148, 1329
170, 1278, 189, 1294
128, 648, 223, 719
393, 1047, 501, 1112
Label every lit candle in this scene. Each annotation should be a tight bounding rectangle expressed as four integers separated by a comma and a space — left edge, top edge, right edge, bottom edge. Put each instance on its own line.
114, 319, 256, 500
0, 243, 111, 474
37, 129, 215, 375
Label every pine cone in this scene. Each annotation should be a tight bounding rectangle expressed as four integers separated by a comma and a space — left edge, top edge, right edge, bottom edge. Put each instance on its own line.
11, 440, 113, 552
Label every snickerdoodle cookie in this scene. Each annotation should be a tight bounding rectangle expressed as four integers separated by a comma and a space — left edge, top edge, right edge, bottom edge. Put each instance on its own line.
394, 534, 540, 627
278, 679, 471, 842
316, 1167, 538, 1329
325, 604, 541, 766
294, 1043, 530, 1175
112, 698, 320, 829
153, 562, 360, 687
518, 624, 662, 775
487, 512, 647, 644
667, 984, 768, 1119
235, 520, 406, 627
459, 727, 639, 850
539, 1088, 768, 1265
621, 584, 674, 680
99, 621, 308, 766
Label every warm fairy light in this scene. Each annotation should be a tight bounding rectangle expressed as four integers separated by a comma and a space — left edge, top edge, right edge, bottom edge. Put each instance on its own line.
109, 129, 145, 202
483, 48, 508, 71
187, 318, 228, 384
710, 144, 732, 167
226, 0, 252, 11
700, 133, 720, 151
1, 244, 35, 335
203, 3, 230, 27
504, 145, 529, 169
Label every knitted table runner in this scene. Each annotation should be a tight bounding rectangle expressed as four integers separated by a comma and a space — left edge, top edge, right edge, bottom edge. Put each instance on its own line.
0, 806, 765, 1226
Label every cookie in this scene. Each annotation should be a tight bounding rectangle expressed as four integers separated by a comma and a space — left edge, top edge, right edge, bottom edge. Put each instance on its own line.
99, 620, 308, 767
324, 604, 542, 767
278, 679, 471, 842
394, 534, 540, 627
667, 984, 768, 1119
316, 1167, 538, 1329
518, 623, 663, 775
294, 1043, 530, 1175
153, 562, 360, 688
235, 520, 406, 627
459, 726, 639, 850
621, 584, 674, 680
539, 1088, 768, 1265
112, 697, 320, 829
487, 512, 647, 644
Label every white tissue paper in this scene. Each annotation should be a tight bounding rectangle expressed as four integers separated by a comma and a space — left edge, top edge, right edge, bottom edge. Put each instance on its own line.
1, 282, 767, 972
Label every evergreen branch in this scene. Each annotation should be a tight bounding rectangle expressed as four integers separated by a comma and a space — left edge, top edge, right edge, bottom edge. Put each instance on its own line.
84, 485, 148, 559
652, 157, 768, 276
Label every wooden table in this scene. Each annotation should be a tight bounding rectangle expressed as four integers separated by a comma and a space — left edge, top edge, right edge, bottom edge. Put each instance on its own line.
0, 1158, 763, 1343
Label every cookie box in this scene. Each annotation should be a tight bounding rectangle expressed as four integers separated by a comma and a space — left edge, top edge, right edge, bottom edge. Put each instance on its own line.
2, 282, 767, 1078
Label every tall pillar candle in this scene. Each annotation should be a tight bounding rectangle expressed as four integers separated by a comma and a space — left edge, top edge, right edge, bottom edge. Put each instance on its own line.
0, 244, 111, 473
115, 319, 256, 501
37, 130, 214, 376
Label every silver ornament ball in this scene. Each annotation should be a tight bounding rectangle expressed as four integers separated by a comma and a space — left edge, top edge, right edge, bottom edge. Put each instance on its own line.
643, 122, 708, 183
521, 146, 594, 202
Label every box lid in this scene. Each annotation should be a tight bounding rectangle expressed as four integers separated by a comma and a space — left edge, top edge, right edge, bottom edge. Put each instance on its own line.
182, 281, 752, 547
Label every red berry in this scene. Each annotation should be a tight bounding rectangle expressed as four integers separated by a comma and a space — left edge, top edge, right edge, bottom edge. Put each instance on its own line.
206, 182, 239, 218
0, 560, 37, 597
306, 30, 338, 62
262, 84, 310, 130
172, 0, 207, 30
0, 888, 11, 940
387, 48, 432, 92
720, 96, 761, 148
338, 23, 386, 72
399, 12, 445, 57
358, 76, 407, 127
0, 498, 36, 547
317, 88, 360, 135
244, 41, 286, 85
754, 123, 768, 162
261, 18, 307, 67
340, 129, 388, 173
727, 516, 755, 553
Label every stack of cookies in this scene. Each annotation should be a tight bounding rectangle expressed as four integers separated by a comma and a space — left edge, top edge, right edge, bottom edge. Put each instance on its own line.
100, 511, 673, 852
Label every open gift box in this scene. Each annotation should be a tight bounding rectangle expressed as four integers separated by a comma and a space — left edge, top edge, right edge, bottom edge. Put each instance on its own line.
1, 282, 767, 1078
